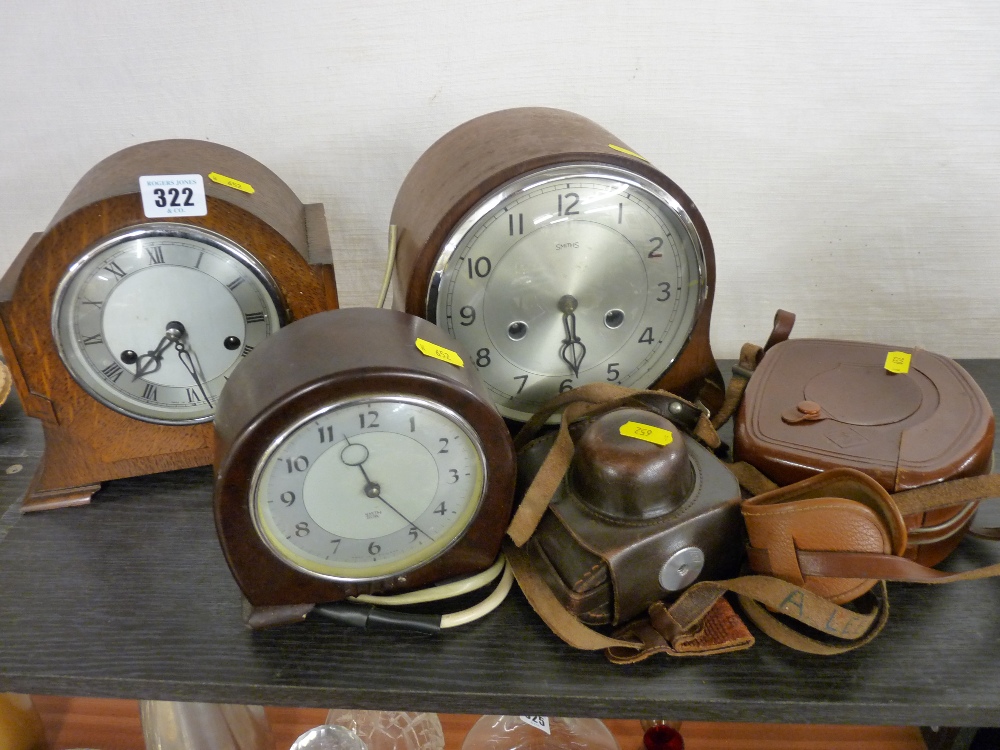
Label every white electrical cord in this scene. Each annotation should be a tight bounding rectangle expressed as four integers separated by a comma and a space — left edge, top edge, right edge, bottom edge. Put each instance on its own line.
350, 555, 506, 605
376, 225, 397, 308
347, 555, 513, 628
440, 561, 514, 628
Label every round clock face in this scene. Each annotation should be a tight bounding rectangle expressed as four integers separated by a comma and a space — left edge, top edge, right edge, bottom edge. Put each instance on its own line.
427, 163, 708, 422
52, 223, 284, 424
250, 394, 487, 582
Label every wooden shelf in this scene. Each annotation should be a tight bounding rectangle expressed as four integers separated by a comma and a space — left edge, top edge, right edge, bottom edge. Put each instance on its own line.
1, 362, 999, 729
30, 697, 925, 750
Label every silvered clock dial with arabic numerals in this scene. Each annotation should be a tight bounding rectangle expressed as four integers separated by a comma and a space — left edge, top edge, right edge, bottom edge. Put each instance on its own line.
53, 223, 283, 424
251, 395, 485, 581
392, 107, 724, 422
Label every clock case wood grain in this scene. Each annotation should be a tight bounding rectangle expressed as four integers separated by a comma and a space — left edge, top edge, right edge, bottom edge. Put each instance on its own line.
390, 107, 724, 416
0, 139, 339, 512
213, 308, 517, 627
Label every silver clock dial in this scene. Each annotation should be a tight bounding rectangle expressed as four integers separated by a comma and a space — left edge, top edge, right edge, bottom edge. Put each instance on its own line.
52, 223, 283, 424
251, 396, 486, 582
430, 164, 707, 422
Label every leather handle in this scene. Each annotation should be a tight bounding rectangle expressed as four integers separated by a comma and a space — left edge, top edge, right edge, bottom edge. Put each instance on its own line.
760, 309, 796, 360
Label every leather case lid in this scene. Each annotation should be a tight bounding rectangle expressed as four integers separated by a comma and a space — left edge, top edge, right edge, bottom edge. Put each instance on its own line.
733, 339, 995, 491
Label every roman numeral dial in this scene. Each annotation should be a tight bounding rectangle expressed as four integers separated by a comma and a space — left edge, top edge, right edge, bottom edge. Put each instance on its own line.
52, 224, 285, 424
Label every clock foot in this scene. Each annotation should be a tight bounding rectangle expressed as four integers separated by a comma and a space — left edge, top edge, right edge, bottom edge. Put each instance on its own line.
242, 599, 315, 629
21, 481, 101, 513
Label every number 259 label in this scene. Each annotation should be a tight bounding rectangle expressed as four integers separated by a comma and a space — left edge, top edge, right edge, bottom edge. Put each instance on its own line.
139, 174, 207, 218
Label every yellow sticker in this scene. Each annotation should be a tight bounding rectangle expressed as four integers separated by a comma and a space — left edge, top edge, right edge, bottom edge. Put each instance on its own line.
619, 420, 673, 446
884, 351, 912, 374
208, 172, 255, 194
416, 338, 464, 367
608, 144, 647, 161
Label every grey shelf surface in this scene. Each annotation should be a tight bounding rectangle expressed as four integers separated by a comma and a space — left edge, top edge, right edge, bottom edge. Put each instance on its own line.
1, 361, 999, 727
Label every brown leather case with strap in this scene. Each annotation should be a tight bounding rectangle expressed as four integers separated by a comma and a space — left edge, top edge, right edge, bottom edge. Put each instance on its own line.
520, 406, 745, 627
734, 339, 995, 565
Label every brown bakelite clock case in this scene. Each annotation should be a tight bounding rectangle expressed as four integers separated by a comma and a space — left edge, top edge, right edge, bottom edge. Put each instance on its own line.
0, 139, 339, 511
391, 107, 724, 422
213, 308, 516, 627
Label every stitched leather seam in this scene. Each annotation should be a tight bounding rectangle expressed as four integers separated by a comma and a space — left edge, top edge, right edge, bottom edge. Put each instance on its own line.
573, 562, 605, 589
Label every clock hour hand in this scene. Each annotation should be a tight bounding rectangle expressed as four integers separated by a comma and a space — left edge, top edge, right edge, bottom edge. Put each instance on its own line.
558, 294, 587, 378
174, 334, 213, 405
131, 321, 186, 380
340, 437, 434, 541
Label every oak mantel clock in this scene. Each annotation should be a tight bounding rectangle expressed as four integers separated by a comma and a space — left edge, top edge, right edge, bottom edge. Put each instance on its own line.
390, 107, 724, 423
0, 139, 339, 511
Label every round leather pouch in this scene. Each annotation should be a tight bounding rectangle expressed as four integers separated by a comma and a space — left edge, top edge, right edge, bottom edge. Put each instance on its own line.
742, 468, 908, 603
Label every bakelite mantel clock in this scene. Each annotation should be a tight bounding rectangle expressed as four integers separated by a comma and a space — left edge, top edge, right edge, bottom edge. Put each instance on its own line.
213, 308, 516, 628
391, 107, 724, 423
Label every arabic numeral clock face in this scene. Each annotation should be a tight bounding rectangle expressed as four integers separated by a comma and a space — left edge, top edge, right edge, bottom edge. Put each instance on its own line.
430, 164, 705, 421
252, 396, 485, 580
52, 224, 283, 424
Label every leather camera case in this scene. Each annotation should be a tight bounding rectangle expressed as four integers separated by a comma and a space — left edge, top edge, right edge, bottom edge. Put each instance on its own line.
734, 339, 995, 565
520, 407, 744, 626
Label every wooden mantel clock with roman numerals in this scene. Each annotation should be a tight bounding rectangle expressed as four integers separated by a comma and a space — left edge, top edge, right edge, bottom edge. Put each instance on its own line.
0, 139, 339, 511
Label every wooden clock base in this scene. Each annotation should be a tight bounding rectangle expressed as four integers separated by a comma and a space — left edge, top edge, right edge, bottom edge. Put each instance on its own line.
14, 414, 214, 512
21, 480, 101, 513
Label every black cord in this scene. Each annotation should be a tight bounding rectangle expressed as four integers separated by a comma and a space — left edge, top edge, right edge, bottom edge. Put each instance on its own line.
313, 601, 442, 634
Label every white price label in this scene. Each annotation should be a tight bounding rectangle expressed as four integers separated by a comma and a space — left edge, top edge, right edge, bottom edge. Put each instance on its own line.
520, 716, 551, 734
138, 174, 207, 218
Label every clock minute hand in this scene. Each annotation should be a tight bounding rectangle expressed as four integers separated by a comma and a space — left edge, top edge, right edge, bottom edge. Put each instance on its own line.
340, 437, 434, 541
174, 335, 212, 405
558, 294, 586, 378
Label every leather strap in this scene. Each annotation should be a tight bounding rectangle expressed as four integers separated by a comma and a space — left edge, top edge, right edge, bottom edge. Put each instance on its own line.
614, 573, 885, 659
785, 549, 1000, 584
506, 383, 720, 547
710, 309, 795, 430
737, 581, 890, 655
733, 449, 1000, 552
891, 475, 1000, 517
509, 535, 887, 659
507, 540, 755, 661
727, 460, 780, 495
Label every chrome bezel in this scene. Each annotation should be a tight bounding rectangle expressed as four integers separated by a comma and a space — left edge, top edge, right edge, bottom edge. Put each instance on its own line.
248, 393, 489, 584
426, 162, 708, 322
51, 222, 286, 425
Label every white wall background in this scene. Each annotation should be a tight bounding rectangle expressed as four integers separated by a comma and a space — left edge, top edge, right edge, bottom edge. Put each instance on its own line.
2, 1, 998, 358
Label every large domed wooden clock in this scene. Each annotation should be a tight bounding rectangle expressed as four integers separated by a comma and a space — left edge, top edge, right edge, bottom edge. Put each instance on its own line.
0, 139, 339, 511
390, 107, 724, 423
